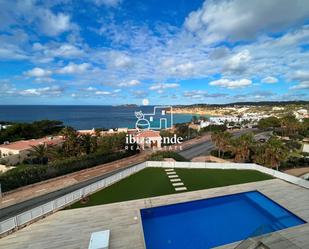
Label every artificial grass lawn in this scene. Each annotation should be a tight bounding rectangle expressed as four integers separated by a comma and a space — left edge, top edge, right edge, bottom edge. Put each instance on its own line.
67, 167, 273, 209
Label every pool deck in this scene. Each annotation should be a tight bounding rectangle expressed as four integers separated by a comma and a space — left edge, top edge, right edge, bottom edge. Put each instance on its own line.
0, 179, 308, 249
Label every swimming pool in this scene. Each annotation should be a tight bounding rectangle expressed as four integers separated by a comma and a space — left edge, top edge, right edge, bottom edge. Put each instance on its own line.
140, 191, 306, 249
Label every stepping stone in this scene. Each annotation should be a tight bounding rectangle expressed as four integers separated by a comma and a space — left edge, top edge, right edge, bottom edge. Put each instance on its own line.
170, 178, 181, 182
172, 182, 184, 187
168, 175, 179, 178
166, 172, 176, 175
165, 169, 174, 172
175, 187, 187, 191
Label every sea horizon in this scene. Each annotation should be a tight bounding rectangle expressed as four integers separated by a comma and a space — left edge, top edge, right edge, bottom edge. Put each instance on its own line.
0, 105, 195, 130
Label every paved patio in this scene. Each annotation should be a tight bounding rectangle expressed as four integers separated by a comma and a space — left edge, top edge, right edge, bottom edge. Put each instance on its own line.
0, 179, 308, 249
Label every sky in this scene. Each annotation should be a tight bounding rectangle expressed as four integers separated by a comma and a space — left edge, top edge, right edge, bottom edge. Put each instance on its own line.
0, 0, 309, 105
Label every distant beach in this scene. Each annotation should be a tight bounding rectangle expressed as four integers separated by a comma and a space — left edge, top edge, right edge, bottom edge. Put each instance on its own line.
0, 105, 194, 130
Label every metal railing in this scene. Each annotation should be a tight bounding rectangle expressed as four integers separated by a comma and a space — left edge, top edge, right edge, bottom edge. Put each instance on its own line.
0, 162, 146, 236
1, 161, 308, 237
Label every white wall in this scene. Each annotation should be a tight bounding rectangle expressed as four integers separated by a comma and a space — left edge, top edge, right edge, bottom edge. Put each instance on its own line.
1, 161, 309, 237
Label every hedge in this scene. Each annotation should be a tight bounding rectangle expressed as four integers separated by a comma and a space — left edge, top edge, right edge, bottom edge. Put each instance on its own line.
149, 151, 189, 162
0, 150, 138, 192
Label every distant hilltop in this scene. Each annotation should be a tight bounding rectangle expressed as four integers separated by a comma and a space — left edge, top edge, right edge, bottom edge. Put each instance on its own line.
170, 101, 309, 117
174, 100, 309, 108
114, 104, 138, 107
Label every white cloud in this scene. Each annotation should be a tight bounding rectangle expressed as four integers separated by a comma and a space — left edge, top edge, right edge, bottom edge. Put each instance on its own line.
106, 52, 133, 68
93, 0, 122, 7
118, 80, 141, 87
209, 79, 252, 89
130, 90, 148, 98
261, 76, 278, 84
0, 44, 28, 60
95, 90, 112, 95
0, 1, 74, 37
290, 81, 309, 90
18, 86, 63, 96
183, 90, 228, 99
58, 63, 91, 74
149, 83, 180, 93
24, 67, 52, 78
44, 44, 84, 58
149, 83, 179, 90
39, 10, 72, 36
224, 50, 251, 72
292, 70, 309, 81
169, 62, 195, 77
185, 0, 309, 43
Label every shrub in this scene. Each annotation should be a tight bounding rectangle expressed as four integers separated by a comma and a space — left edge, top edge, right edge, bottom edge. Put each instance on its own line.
0, 149, 138, 192
210, 149, 234, 159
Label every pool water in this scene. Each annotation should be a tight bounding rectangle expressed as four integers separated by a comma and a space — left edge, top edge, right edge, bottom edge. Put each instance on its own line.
140, 191, 305, 249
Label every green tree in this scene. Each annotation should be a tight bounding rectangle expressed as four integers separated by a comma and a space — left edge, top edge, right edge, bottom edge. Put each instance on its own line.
253, 137, 288, 170
60, 127, 79, 156
231, 133, 254, 162
280, 114, 300, 137
257, 117, 280, 130
211, 131, 232, 158
79, 134, 98, 155
192, 115, 198, 124
29, 144, 50, 164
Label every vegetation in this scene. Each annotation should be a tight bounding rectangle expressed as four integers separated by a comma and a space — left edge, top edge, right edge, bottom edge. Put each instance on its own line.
0, 125, 139, 192
174, 123, 199, 140
200, 124, 227, 133
149, 151, 189, 162
0, 120, 64, 143
0, 150, 137, 192
24, 127, 128, 164
67, 167, 273, 209
257, 117, 280, 130
230, 133, 254, 163
208, 114, 309, 170
253, 137, 288, 170
211, 131, 232, 158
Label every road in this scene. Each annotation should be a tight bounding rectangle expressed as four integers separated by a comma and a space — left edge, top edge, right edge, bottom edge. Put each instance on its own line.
179, 129, 254, 159
0, 129, 254, 221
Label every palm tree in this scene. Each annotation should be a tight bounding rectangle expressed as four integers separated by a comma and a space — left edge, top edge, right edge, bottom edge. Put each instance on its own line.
253, 137, 288, 170
211, 131, 232, 158
280, 114, 299, 137
29, 144, 50, 164
47, 145, 66, 161
60, 127, 79, 156
231, 133, 254, 162
79, 134, 97, 154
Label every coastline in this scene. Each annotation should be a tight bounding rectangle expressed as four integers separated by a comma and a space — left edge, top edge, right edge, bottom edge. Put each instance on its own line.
170, 108, 221, 116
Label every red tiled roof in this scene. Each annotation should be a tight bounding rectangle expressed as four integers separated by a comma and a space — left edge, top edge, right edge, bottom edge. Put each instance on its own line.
0, 137, 63, 151
135, 130, 161, 138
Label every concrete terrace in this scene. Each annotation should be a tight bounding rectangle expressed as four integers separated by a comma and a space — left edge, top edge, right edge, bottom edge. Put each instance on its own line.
0, 179, 308, 249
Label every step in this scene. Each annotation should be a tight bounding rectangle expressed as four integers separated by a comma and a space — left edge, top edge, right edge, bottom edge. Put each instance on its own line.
175, 187, 187, 191
170, 178, 181, 182
172, 182, 184, 187
168, 175, 179, 178
164, 169, 174, 172
166, 172, 176, 175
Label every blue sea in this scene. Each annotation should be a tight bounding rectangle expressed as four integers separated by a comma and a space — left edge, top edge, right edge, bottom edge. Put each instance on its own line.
0, 105, 194, 130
